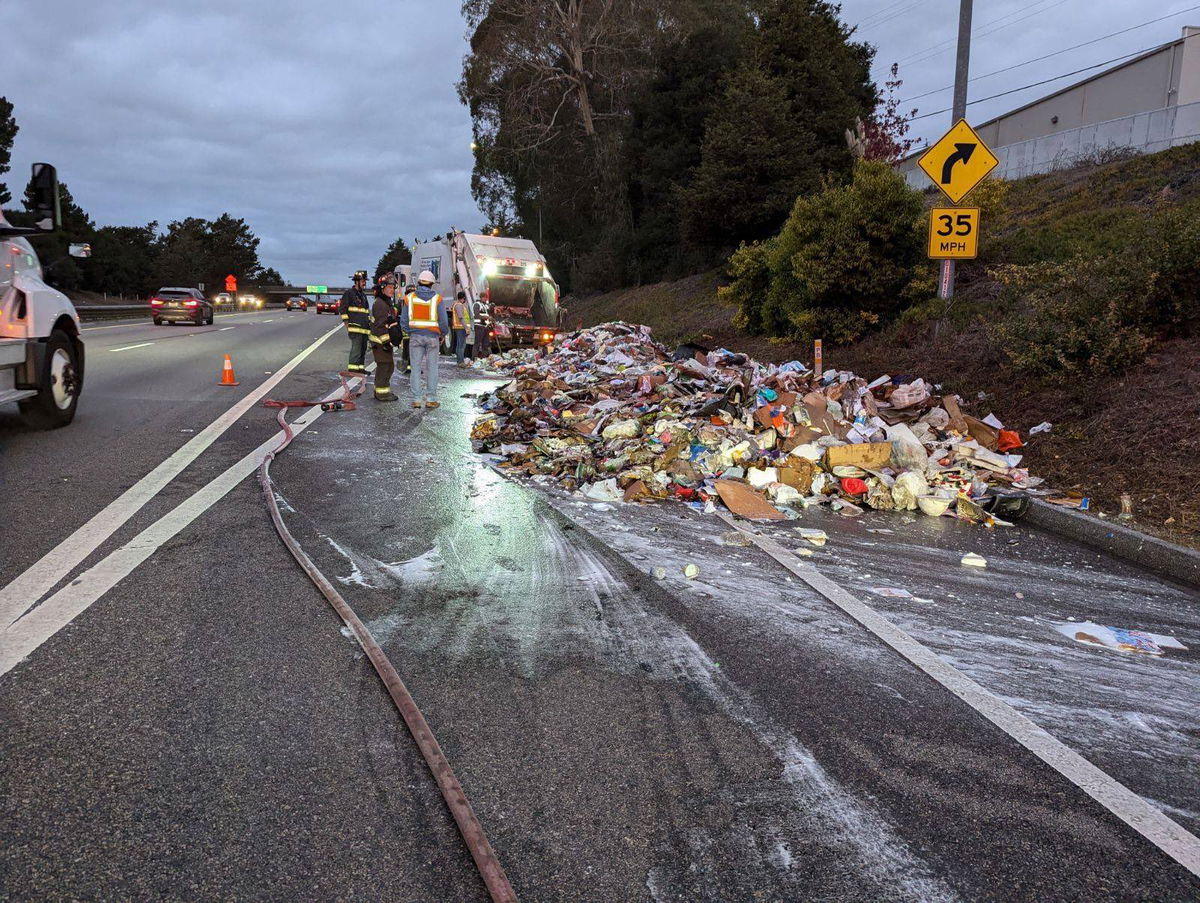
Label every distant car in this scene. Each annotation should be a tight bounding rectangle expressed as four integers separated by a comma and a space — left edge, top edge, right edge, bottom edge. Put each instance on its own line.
238, 294, 263, 309
150, 287, 213, 325
285, 296, 308, 311
214, 292, 233, 307
314, 298, 338, 314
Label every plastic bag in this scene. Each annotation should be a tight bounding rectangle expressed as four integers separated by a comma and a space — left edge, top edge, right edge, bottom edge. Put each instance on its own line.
892, 471, 930, 510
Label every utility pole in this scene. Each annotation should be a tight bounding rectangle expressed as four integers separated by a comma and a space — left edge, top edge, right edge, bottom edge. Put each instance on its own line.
939, 0, 973, 301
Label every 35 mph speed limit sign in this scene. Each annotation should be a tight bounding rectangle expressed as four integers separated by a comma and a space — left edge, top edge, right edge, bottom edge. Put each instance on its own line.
928, 207, 979, 259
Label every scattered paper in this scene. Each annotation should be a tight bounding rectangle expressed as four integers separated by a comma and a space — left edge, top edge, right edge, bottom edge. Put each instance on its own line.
797, 528, 828, 546
960, 552, 987, 568
1053, 621, 1188, 656
714, 480, 787, 521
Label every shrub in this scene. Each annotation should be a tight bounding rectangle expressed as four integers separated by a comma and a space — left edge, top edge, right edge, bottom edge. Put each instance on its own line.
992, 256, 1153, 378
993, 198, 1200, 379
720, 160, 933, 342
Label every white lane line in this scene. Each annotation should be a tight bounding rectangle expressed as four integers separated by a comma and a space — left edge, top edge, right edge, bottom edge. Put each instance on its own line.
0, 369, 371, 679
109, 342, 154, 352
0, 325, 342, 630
219, 326, 236, 331
719, 515, 1200, 880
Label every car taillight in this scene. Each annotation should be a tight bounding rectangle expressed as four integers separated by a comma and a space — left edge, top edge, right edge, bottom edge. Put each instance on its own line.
184, 300, 198, 307
150, 298, 163, 306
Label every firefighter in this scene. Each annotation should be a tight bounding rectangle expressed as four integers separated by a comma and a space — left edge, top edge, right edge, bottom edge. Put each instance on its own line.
400, 269, 449, 409
338, 270, 371, 374
369, 274, 400, 402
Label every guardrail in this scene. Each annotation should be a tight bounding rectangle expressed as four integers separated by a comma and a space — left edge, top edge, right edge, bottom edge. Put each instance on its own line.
74, 304, 148, 321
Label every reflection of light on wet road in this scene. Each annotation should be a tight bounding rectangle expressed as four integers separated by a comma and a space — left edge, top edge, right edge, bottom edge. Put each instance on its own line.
470, 459, 507, 514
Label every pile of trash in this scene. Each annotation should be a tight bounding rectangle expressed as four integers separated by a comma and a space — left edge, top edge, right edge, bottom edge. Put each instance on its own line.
470, 323, 1047, 524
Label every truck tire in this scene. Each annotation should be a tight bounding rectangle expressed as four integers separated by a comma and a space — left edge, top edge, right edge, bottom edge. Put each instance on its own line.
19, 329, 81, 429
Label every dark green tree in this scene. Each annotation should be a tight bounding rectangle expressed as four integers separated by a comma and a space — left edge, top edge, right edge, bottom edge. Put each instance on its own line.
205, 213, 264, 291
152, 218, 210, 289
621, 21, 747, 282
375, 237, 412, 282
153, 214, 269, 294
0, 97, 17, 208
88, 223, 159, 297
680, 0, 876, 250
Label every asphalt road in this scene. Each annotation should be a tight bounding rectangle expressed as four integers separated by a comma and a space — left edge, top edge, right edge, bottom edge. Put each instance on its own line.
1, 315, 1198, 901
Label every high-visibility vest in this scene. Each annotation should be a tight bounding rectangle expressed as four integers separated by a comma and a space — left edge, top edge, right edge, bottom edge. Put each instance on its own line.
408, 293, 441, 332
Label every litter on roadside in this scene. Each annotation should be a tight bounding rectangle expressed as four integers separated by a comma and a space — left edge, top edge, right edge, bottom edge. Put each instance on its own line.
797, 528, 828, 546
1053, 621, 1188, 656
960, 552, 988, 568
471, 322, 1056, 526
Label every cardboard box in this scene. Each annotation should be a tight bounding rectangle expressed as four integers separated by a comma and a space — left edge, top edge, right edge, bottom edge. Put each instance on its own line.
825, 442, 893, 470
778, 462, 815, 494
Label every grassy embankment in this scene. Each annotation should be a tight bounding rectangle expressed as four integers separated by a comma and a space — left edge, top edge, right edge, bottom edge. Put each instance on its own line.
563, 144, 1200, 545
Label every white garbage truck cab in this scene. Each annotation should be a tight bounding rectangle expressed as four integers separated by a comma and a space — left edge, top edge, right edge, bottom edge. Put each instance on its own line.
0, 163, 86, 428
405, 230, 560, 350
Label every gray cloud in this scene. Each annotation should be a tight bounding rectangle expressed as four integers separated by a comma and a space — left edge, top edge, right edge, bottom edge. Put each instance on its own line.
3, 0, 480, 284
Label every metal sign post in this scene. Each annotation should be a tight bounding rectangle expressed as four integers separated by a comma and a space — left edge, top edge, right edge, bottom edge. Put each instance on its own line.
942, 0, 972, 300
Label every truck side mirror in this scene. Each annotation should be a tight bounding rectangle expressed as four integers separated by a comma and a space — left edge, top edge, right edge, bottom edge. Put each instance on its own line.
69, 243, 92, 258
29, 163, 62, 233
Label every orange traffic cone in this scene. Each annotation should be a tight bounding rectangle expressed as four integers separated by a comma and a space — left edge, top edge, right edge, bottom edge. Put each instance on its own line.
219, 353, 240, 386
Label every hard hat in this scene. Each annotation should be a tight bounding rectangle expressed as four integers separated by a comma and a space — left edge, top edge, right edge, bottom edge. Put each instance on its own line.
351, 270, 368, 282
417, 270, 436, 285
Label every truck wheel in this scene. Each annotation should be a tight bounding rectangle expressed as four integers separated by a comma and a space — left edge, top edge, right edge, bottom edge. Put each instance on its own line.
19, 329, 81, 429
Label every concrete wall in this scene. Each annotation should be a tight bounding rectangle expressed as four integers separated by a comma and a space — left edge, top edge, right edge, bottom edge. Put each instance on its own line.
975, 47, 1178, 148
897, 29, 1200, 188
900, 100, 1200, 188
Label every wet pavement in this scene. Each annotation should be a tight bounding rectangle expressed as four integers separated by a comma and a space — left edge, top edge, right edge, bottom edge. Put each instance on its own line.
3, 350, 1198, 901
269, 360, 1199, 900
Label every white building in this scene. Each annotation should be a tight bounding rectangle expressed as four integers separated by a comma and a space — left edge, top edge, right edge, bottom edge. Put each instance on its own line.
898, 26, 1200, 186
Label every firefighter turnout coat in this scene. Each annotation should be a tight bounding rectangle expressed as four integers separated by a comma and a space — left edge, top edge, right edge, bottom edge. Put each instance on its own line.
338, 286, 371, 338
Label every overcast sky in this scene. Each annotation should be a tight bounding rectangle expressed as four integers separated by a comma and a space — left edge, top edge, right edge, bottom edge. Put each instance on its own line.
2, 0, 1190, 284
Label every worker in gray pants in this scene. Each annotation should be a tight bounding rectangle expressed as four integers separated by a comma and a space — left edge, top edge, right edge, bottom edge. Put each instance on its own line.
400, 269, 449, 409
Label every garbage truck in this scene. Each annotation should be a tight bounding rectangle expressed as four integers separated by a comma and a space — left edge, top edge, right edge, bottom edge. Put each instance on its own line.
0, 163, 87, 428
403, 230, 560, 350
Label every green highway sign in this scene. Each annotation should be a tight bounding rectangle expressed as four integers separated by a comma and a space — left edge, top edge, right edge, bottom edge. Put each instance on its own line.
306, 285, 328, 294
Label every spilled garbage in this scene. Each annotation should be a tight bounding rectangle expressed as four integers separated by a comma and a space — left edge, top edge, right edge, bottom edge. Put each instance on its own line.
471, 322, 1052, 525
1053, 621, 1189, 656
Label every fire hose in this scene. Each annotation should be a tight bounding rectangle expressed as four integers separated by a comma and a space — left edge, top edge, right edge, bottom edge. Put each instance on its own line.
257, 371, 518, 903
